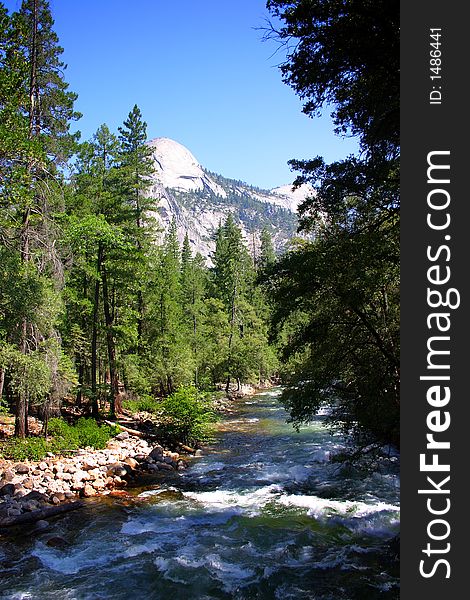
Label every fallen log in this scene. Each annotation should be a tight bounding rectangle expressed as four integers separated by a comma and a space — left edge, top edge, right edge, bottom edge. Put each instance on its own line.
0, 501, 84, 528
104, 420, 145, 438
178, 443, 196, 454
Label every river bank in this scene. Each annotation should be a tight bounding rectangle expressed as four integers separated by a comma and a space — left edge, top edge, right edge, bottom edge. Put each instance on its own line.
0, 384, 268, 528
0, 431, 190, 528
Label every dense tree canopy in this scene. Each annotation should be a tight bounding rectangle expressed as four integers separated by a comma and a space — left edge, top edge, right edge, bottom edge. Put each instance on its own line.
265, 0, 400, 449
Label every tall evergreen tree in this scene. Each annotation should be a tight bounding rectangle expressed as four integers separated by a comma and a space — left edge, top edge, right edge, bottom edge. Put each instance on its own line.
180, 234, 207, 386
258, 227, 276, 270
118, 105, 156, 352
1, 0, 79, 436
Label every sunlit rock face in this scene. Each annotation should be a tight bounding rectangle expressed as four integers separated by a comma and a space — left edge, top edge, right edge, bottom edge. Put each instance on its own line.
145, 137, 314, 261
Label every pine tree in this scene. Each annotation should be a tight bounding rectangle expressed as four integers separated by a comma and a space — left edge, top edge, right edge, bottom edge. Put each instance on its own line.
118, 105, 156, 351
1, 0, 79, 436
258, 227, 276, 270
180, 234, 207, 386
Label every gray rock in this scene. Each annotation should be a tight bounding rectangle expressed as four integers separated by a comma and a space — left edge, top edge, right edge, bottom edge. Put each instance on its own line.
82, 458, 98, 471
155, 462, 174, 471
82, 484, 96, 497
148, 446, 164, 460
46, 536, 68, 548
20, 500, 39, 512
0, 483, 16, 497
15, 464, 30, 475
1, 469, 15, 482
106, 464, 128, 478
23, 491, 49, 503
34, 519, 50, 531
124, 457, 138, 470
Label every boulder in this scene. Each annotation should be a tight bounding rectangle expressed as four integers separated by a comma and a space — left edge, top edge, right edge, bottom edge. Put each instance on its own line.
22, 491, 49, 503
155, 462, 174, 471
46, 536, 68, 548
82, 457, 98, 471
0, 483, 16, 497
20, 500, 39, 512
106, 464, 128, 478
15, 464, 30, 475
82, 484, 96, 497
148, 446, 164, 460
1, 469, 15, 482
123, 457, 139, 470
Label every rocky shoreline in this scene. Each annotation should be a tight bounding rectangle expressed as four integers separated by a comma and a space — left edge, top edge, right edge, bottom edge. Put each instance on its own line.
0, 431, 190, 529
0, 384, 273, 529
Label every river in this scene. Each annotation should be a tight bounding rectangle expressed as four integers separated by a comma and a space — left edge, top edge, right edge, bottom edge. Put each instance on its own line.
0, 388, 400, 599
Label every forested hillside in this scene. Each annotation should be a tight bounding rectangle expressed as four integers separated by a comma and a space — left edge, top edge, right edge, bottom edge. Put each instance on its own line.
0, 1, 277, 441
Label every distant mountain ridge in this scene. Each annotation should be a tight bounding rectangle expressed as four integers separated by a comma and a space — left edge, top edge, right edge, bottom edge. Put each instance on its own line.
145, 137, 313, 259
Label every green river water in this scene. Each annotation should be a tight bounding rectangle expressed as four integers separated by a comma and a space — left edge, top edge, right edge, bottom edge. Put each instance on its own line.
0, 388, 399, 599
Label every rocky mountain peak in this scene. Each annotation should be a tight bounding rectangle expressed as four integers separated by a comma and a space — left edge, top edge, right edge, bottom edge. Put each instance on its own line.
145, 137, 314, 260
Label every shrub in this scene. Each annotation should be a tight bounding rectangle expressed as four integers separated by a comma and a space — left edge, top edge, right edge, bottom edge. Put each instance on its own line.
123, 395, 160, 414
48, 417, 118, 451
75, 418, 118, 449
155, 386, 216, 447
0, 437, 51, 461
0, 418, 118, 461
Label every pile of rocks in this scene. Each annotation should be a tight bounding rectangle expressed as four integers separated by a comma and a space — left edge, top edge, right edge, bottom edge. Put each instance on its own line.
0, 432, 188, 525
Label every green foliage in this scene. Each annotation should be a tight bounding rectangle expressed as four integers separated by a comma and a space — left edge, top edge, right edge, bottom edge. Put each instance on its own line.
123, 395, 160, 414
0, 417, 118, 461
47, 417, 118, 451
265, 0, 400, 451
1, 2, 279, 437
8, 351, 51, 404
155, 386, 217, 447
0, 436, 51, 461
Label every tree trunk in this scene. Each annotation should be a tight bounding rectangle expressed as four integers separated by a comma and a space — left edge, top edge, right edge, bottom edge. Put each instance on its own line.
102, 262, 120, 416
225, 286, 237, 395
15, 0, 39, 439
0, 501, 83, 529
91, 243, 103, 419
0, 367, 5, 403
75, 359, 84, 407
14, 394, 28, 438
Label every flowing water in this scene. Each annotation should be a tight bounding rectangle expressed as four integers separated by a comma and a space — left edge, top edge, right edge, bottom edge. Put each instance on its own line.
0, 389, 400, 599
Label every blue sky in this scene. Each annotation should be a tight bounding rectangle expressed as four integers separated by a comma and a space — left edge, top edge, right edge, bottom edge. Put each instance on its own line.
6, 0, 358, 189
